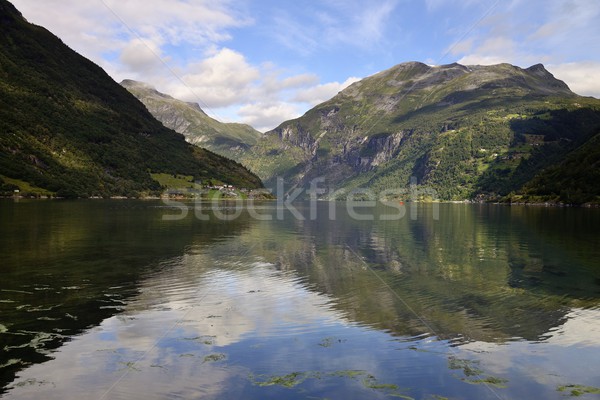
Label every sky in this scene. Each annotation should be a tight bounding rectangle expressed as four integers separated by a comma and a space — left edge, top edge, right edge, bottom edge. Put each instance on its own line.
11, 0, 600, 132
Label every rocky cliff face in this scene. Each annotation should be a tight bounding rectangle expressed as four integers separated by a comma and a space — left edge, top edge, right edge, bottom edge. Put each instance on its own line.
239, 61, 600, 203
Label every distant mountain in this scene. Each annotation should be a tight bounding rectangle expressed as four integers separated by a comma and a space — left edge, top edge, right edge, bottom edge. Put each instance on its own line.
0, 0, 262, 198
121, 80, 262, 160
240, 61, 600, 203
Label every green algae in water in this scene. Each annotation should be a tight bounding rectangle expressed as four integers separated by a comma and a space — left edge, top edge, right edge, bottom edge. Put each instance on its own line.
118, 361, 141, 371
464, 376, 508, 388
448, 357, 507, 388
448, 357, 483, 377
202, 353, 226, 363
557, 384, 600, 397
328, 370, 365, 379
181, 335, 216, 345
250, 370, 413, 398
362, 374, 399, 390
13, 378, 55, 388
318, 336, 345, 347
251, 372, 307, 388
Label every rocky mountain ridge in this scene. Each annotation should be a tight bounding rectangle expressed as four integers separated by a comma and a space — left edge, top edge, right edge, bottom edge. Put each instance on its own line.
239, 61, 600, 203
121, 80, 262, 160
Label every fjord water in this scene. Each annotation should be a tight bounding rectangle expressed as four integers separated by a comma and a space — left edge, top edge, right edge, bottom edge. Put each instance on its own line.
1, 200, 599, 399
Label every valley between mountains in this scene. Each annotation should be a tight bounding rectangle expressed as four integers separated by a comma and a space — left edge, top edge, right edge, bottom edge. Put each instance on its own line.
124, 62, 600, 204
1, 0, 599, 203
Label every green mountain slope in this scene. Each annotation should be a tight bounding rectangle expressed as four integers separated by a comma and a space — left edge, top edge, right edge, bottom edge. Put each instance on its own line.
0, 0, 262, 198
121, 80, 262, 160
240, 62, 600, 203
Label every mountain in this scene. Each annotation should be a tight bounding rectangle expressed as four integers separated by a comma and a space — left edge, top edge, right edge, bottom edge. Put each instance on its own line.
240, 61, 600, 203
121, 80, 262, 160
0, 0, 262, 198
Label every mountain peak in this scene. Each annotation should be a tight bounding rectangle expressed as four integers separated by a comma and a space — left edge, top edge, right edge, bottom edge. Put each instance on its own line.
340, 61, 574, 105
120, 79, 179, 102
120, 79, 154, 90
526, 63, 548, 74
525, 63, 572, 93
121, 81, 262, 158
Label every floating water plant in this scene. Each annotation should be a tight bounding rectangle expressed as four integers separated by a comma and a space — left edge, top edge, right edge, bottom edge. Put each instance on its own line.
557, 384, 600, 397
249, 370, 414, 398
202, 353, 226, 363
448, 357, 507, 388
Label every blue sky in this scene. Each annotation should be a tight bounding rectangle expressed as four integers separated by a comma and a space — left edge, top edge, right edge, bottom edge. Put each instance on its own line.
12, 0, 600, 131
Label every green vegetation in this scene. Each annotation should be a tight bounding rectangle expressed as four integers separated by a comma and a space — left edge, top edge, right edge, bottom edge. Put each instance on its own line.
463, 376, 508, 388
0, 174, 53, 196
122, 80, 262, 161
251, 372, 306, 388
516, 131, 600, 204
0, 0, 263, 198
202, 353, 226, 363
118, 361, 141, 372
448, 357, 508, 388
236, 61, 600, 204
448, 357, 484, 377
150, 173, 198, 189
557, 384, 600, 397
249, 370, 413, 398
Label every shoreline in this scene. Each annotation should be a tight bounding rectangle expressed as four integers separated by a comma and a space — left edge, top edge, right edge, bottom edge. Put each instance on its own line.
2, 196, 598, 208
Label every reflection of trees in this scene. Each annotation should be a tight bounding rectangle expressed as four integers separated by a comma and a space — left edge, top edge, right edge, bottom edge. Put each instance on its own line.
250, 203, 599, 344
0, 200, 253, 393
3, 201, 598, 393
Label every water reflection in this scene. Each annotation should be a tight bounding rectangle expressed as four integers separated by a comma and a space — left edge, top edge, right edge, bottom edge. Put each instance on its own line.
1, 201, 599, 399
0, 200, 253, 393
259, 203, 600, 343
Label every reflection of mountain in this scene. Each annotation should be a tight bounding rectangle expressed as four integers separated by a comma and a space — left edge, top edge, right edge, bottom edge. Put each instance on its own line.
3, 202, 599, 398
0, 200, 254, 393
235, 203, 600, 343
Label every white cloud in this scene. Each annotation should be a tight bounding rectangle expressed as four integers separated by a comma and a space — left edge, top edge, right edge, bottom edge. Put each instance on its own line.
271, 0, 401, 53
293, 77, 361, 106
149, 48, 361, 130
238, 103, 301, 132
448, 1, 600, 98
280, 74, 321, 90
448, 38, 474, 56
119, 38, 165, 73
322, 0, 400, 50
12, 0, 248, 62
458, 54, 512, 66
12, 0, 366, 130
166, 48, 260, 108
476, 36, 516, 56
261, 72, 320, 97
547, 62, 600, 98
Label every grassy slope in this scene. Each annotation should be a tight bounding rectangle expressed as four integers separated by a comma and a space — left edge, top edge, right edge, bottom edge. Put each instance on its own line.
0, 0, 263, 197
240, 62, 600, 203
121, 80, 261, 160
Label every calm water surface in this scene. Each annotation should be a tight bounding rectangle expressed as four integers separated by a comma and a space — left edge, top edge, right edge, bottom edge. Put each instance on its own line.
1, 200, 599, 399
